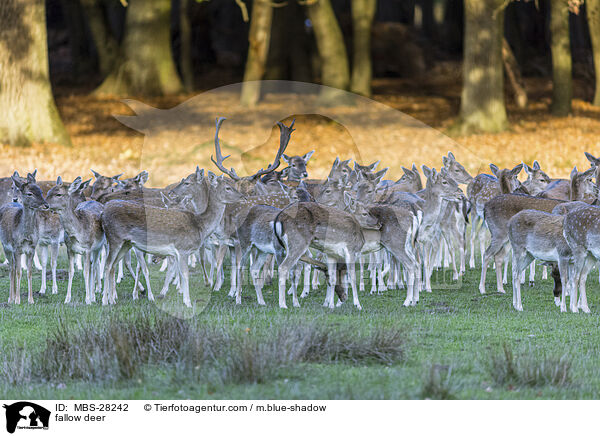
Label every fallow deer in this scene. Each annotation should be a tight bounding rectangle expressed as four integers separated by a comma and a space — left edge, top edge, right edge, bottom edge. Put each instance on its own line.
101, 172, 244, 307
479, 166, 596, 295
0, 172, 49, 304
46, 177, 105, 304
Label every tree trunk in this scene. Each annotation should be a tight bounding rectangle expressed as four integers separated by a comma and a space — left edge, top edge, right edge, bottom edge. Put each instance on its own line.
240, 0, 273, 107
179, 0, 194, 91
350, 0, 376, 97
305, 0, 350, 104
588, 0, 600, 105
94, 0, 182, 96
0, 0, 71, 146
80, 0, 119, 77
549, 0, 572, 116
458, 0, 507, 133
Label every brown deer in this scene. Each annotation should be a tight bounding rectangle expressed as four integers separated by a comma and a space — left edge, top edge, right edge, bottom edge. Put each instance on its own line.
479, 166, 596, 295
101, 172, 244, 307
0, 172, 49, 304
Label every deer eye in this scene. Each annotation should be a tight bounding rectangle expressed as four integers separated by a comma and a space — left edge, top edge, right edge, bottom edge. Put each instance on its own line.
442, 181, 448, 185
325, 189, 331, 193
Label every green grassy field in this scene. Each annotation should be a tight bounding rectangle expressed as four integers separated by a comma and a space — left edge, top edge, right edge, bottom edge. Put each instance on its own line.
1, 249, 600, 400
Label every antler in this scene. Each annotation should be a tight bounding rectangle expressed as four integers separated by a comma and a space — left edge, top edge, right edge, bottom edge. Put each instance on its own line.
211, 117, 240, 181
251, 119, 296, 180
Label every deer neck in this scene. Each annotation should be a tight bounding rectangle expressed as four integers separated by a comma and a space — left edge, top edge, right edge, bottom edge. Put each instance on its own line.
194, 188, 227, 240
421, 187, 445, 226
21, 205, 39, 236
57, 197, 83, 236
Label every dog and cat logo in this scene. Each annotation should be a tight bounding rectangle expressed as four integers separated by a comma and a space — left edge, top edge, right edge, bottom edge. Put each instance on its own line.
2, 402, 50, 433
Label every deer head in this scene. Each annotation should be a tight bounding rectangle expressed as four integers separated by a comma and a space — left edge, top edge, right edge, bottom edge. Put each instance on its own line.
282, 150, 314, 181
522, 160, 550, 195
212, 117, 295, 196
490, 163, 523, 194
442, 152, 473, 184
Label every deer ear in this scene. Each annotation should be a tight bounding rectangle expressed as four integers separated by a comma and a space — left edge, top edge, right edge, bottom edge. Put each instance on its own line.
80, 179, 92, 191
448, 151, 455, 160
195, 167, 204, 182
585, 152, 600, 167
401, 166, 412, 177
512, 163, 523, 175
412, 163, 418, 173
582, 166, 596, 179
11, 174, 24, 189
112, 173, 123, 181
570, 166, 578, 180
442, 156, 449, 167
282, 154, 291, 164
533, 160, 540, 170
303, 150, 315, 163
207, 171, 218, 186
523, 162, 532, 175
489, 164, 499, 176
136, 171, 149, 185
369, 160, 380, 171
91, 169, 101, 179
68, 176, 83, 194
56, 176, 63, 186
421, 165, 432, 178
27, 172, 36, 183
374, 168, 388, 184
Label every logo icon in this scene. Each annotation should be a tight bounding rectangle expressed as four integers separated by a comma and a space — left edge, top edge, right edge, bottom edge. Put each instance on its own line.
2, 402, 50, 434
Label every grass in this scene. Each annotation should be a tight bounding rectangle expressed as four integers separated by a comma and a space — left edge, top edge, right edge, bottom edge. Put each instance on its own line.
0, 247, 599, 400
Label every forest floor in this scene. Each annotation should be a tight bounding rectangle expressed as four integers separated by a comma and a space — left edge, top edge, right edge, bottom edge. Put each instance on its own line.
2, 67, 600, 186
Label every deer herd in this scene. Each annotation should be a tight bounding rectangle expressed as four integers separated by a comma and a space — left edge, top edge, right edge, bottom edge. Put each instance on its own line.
2, 117, 600, 314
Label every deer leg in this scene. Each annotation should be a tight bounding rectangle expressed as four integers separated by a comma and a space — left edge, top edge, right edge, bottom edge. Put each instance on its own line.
116, 258, 124, 283
494, 243, 510, 294
290, 264, 302, 308
469, 214, 479, 269
38, 245, 48, 294
7, 251, 14, 303
213, 245, 228, 291
479, 235, 506, 294
159, 257, 176, 297
75, 253, 83, 271
136, 250, 154, 301
358, 254, 365, 292
323, 258, 338, 309
577, 257, 594, 313
50, 243, 58, 294
176, 253, 191, 308
227, 247, 238, 298
33, 249, 42, 270
13, 253, 22, 305
542, 265, 548, 280
65, 250, 75, 304
527, 260, 536, 287
83, 251, 92, 305
25, 253, 34, 304
511, 248, 532, 311
369, 252, 377, 295
249, 251, 267, 305
301, 252, 312, 298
